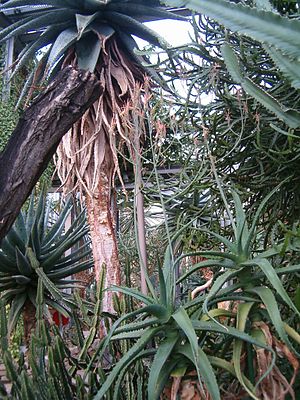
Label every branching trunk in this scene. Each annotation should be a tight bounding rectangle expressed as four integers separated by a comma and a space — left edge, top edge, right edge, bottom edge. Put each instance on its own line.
0, 66, 102, 242
85, 170, 121, 314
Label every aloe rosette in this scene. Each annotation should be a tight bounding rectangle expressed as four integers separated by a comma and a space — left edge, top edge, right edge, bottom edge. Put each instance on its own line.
0, 192, 93, 333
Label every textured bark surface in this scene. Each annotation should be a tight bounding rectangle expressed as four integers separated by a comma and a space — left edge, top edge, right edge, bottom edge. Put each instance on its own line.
0, 66, 102, 241
23, 300, 37, 346
85, 170, 121, 314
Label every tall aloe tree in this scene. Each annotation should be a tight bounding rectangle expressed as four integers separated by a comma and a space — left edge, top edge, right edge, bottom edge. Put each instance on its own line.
0, 0, 185, 312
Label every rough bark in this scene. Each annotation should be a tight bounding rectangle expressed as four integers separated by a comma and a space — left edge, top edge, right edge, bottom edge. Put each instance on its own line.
23, 300, 36, 346
85, 170, 121, 315
0, 66, 102, 242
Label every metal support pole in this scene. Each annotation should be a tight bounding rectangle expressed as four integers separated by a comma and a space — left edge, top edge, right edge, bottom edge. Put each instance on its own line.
134, 128, 148, 296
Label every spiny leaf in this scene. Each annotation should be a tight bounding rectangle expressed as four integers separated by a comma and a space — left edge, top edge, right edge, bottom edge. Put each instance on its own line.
244, 258, 300, 316
249, 286, 299, 356
233, 302, 260, 400
76, 12, 101, 39
265, 45, 300, 89
173, 307, 221, 399
222, 43, 300, 129
163, 0, 300, 57
103, 10, 168, 48
94, 327, 161, 399
148, 333, 178, 399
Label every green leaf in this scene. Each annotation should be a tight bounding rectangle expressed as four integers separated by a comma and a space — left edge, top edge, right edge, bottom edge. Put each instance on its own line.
203, 269, 240, 319
94, 327, 161, 399
284, 323, 300, 345
1, 237, 17, 260
177, 259, 234, 284
26, 194, 35, 243
15, 247, 33, 277
265, 45, 300, 89
76, 32, 102, 72
47, 259, 93, 280
109, 285, 155, 305
13, 275, 31, 285
13, 213, 27, 243
233, 302, 259, 400
158, 266, 167, 307
46, 27, 78, 74
208, 356, 256, 392
192, 320, 274, 353
163, 0, 300, 57
106, 3, 187, 22
245, 258, 300, 316
0, 13, 44, 43
113, 349, 156, 400
176, 343, 221, 400
231, 190, 249, 251
246, 185, 282, 251
148, 333, 178, 400
249, 286, 298, 355
42, 197, 72, 247
173, 307, 221, 400
76, 12, 101, 39
49, 242, 91, 269
8, 293, 27, 335
103, 11, 168, 48
114, 317, 159, 334
294, 285, 300, 311
0, 0, 77, 9
0, 251, 17, 273
41, 226, 89, 269
222, 44, 300, 129
0, 9, 74, 44
6, 226, 25, 254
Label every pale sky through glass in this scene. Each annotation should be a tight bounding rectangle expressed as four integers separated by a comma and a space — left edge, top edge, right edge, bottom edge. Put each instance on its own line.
146, 19, 193, 46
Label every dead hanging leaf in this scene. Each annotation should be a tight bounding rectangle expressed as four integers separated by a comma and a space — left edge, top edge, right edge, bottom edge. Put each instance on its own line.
220, 380, 247, 400
170, 377, 181, 400
110, 63, 129, 97
55, 35, 147, 198
162, 373, 211, 400
180, 380, 200, 400
253, 321, 297, 400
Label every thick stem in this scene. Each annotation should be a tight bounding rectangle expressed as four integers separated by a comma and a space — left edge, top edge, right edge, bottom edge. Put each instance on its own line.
85, 171, 121, 314
0, 66, 102, 242
23, 300, 36, 346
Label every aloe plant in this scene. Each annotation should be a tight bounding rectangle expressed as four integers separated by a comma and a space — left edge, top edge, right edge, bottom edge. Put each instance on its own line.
163, 0, 300, 128
0, 0, 187, 313
84, 213, 290, 400
0, 191, 93, 337
84, 187, 300, 400
0, 269, 107, 400
174, 189, 300, 399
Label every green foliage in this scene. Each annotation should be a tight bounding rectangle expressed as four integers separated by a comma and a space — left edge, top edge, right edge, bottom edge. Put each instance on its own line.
89, 190, 300, 399
0, 190, 93, 334
0, 277, 97, 399
0, 99, 18, 152
163, 0, 300, 57
0, 0, 186, 103
222, 42, 300, 128
158, 6, 300, 223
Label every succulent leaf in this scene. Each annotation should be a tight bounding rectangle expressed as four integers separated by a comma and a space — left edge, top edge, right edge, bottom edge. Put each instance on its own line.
0, 191, 92, 330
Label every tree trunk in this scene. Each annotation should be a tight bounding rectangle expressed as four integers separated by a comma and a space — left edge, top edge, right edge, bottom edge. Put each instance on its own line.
23, 300, 36, 346
85, 170, 121, 315
0, 66, 102, 242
